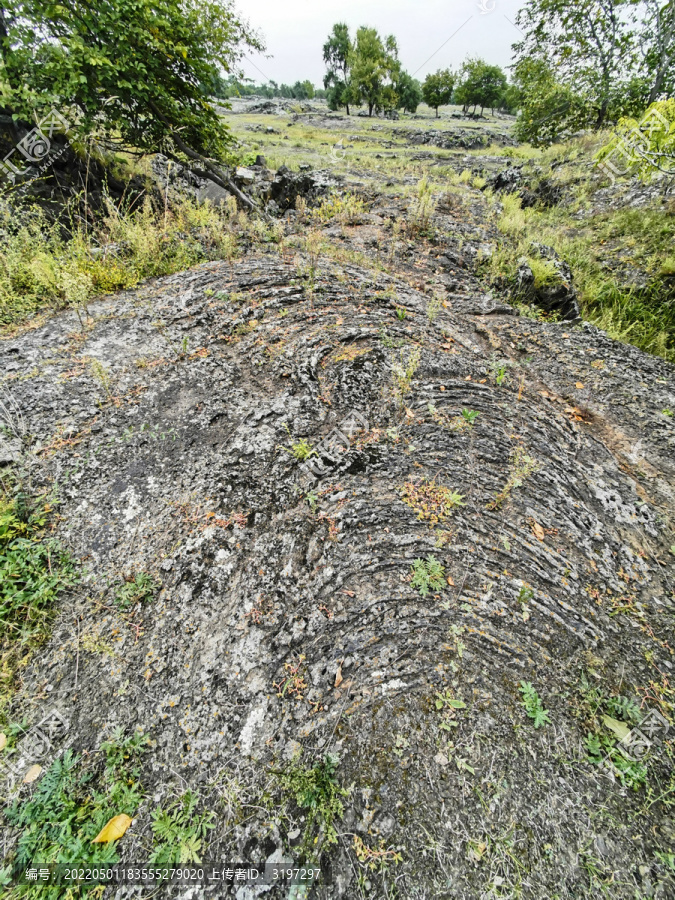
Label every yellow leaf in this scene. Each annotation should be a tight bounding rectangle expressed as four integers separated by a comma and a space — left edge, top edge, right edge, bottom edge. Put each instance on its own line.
92, 814, 133, 843
602, 715, 631, 741
0, 733, 6, 751
575, 382, 584, 389
23, 764, 42, 784
446, 575, 455, 586
335, 662, 343, 689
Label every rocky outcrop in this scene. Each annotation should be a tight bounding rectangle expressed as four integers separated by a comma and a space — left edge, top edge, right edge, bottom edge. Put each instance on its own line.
1, 169, 673, 900
515, 243, 583, 322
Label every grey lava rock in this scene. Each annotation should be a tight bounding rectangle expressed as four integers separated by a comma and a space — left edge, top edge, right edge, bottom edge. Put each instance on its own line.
516, 243, 582, 322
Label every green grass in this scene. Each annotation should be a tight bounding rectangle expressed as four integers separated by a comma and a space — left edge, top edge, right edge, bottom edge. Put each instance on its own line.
0, 492, 76, 718
0, 196, 242, 330
113, 572, 160, 611
0, 729, 147, 896
484, 165, 675, 362
272, 751, 350, 862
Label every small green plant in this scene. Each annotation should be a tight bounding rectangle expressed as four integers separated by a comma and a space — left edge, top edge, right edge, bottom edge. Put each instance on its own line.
150, 790, 216, 865
426, 295, 442, 323
273, 751, 350, 860
663, 409, 674, 417
487, 447, 538, 511
411, 555, 445, 597
1, 729, 146, 893
281, 438, 315, 461
488, 357, 511, 386
396, 306, 406, 320
280, 424, 316, 461
585, 732, 647, 789
409, 175, 435, 233
305, 490, 318, 511
519, 681, 551, 728
461, 409, 480, 425
392, 346, 421, 406
0, 491, 76, 717
89, 359, 113, 399
114, 572, 159, 610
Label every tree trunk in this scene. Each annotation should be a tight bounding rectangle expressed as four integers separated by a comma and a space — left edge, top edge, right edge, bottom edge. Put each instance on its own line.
148, 99, 260, 215
435, 107, 439, 118
346, 103, 350, 115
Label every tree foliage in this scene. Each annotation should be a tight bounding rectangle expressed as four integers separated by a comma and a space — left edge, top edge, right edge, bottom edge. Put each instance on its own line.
323, 22, 353, 114
421, 69, 455, 117
349, 26, 400, 117
0, 0, 263, 193
595, 98, 675, 186
511, 57, 590, 145
397, 72, 422, 113
512, 0, 675, 142
454, 58, 507, 115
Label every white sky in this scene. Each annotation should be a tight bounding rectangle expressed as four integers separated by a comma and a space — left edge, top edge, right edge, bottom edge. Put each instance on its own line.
237, 0, 528, 87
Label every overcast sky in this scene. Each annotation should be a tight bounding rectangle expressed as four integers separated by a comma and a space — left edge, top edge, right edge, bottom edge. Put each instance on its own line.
237, 0, 527, 87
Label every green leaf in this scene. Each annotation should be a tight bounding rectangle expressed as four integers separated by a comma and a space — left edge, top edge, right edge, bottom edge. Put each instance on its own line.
448, 700, 466, 709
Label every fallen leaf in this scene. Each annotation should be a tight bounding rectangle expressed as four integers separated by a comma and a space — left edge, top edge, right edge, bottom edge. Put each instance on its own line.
446, 575, 455, 586
465, 375, 472, 381
335, 662, 343, 689
531, 521, 545, 542
522, 608, 530, 622
405, 408, 415, 419
602, 715, 631, 741
439, 385, 445, 392
591, 359, 605, 369
342, 590, 355, 597
92, 814, 133, 843
576, 382, 584, 389
0, 733, 6, 752
23, 765, 42, 784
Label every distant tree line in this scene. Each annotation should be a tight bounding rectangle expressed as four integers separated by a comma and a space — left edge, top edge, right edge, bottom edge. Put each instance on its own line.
322, 23, 514, 118
319, 6, 674, 144
204, 74, 327, 101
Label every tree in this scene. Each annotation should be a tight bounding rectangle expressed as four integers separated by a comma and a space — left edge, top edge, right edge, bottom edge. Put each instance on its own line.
510, 57, 589, 145
637, 0, 675, 103
513, 0, 635, 128
350, 27, 400, 117
421, 69, 455, 117
323, 22, 353, 114
291, 80, 315, 100
0, 0, 264, 206
454, 59, 507, 116
397, 71, 422, 113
